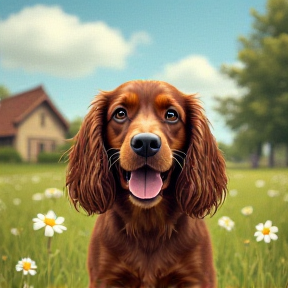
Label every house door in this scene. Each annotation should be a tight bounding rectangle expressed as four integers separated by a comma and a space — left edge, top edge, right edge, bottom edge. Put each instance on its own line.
28, 138, 56, 162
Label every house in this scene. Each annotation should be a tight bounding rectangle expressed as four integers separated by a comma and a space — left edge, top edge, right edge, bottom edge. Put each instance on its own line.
0, 86, 69, 162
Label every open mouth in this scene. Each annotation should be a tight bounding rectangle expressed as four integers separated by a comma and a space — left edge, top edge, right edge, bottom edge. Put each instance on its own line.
123, 166, 169, 200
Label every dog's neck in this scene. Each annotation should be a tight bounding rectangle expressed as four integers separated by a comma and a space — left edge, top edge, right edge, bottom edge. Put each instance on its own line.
113, 193, 183, 252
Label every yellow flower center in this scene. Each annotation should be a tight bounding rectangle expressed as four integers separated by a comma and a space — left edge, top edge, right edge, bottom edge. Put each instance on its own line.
23, 261, 31, 271
262, 228, 270, 235
224, 219, 230, 226
44, 217, 56, 227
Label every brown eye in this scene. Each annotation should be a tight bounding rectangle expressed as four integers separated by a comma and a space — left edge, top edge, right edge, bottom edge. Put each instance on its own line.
113, 108, 127, 123
165, 109, 179, 123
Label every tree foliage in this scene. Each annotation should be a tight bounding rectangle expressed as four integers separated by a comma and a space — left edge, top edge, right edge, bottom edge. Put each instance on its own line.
0, 85, 10, 100
215, 0, 288, 160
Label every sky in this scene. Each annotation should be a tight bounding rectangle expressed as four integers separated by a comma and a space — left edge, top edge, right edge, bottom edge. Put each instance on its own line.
0, 0, 266, 144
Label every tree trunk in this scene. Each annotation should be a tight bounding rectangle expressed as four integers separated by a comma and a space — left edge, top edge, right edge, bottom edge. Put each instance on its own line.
268, 143, 275, 168
286, 145, 288, 167
250, 153, 260, 168
250, 143, 262, 169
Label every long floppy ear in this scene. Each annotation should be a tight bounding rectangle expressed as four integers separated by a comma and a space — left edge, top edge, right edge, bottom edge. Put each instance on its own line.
66, 93, 115, 215
176, 94, 227, 218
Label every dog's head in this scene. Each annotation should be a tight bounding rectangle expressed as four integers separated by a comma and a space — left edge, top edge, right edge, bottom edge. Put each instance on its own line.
66, 80, 227, 217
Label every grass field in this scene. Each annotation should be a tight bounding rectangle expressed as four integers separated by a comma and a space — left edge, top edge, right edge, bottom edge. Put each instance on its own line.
0, 163, 287, 288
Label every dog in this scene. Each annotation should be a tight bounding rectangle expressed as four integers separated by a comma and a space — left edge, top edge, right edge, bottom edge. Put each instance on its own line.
66, 80, 227, 288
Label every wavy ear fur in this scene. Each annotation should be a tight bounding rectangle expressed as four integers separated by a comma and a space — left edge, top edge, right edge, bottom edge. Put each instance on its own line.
66, 94, 115, 215
176, 95, 227, 218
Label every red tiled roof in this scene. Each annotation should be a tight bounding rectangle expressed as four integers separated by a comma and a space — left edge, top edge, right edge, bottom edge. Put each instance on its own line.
0, 86, 69, 137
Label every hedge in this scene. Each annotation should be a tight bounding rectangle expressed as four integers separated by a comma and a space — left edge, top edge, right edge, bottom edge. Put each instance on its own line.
37, 152, 63, 163
0, 147, 22, 163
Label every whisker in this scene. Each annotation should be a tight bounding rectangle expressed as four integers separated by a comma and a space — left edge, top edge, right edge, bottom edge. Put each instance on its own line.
172, 156, 184, 170
106, 147, 121, 153
109, 157, 120, 170
108, 151, 120, 165
171, 149, 186, 157
172, 152, 185, 162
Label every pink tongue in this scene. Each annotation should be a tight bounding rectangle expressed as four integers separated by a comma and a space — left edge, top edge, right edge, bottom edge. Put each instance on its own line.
129, 167, 163, 199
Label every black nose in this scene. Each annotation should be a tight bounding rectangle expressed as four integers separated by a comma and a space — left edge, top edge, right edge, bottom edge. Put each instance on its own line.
130, 133, 161, 157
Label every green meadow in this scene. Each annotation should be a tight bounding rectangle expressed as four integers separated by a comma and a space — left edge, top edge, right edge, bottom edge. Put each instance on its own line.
0, 163, 287, 288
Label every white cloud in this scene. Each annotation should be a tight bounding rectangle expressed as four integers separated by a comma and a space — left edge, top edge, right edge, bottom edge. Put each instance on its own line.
153, 55, 241, 144
0, 5, 151, 78
154, 55, 239, 107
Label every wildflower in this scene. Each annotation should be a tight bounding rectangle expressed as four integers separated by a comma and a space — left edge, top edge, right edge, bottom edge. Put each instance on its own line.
31, 175, 40, 183
255, 180, 265, 188
229, 189, 238, 197
11, 228, 21, 236
243, 239, 250, 246
254, 220, 278, 243
33, 210, 67, 237
241, 206, 253, 216
44, 188, 63, 199
267, 190, 280, 198
15, 258, 37, 275
218, 216, 235, 231
32, 193, 45, 201
13, 198, 22, 205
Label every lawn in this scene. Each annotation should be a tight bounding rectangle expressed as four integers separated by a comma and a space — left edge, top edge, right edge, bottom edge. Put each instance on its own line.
0, 163, 287, 288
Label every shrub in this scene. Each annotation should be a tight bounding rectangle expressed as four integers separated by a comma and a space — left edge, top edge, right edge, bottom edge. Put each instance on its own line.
37, 152, 62, 163
0, 147, 22, 163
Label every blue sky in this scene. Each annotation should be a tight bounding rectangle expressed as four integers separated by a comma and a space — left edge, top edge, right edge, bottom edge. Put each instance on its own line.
0, 0, 266, 143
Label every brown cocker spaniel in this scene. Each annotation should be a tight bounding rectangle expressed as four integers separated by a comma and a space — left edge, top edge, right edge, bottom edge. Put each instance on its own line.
66, 80, 227, 288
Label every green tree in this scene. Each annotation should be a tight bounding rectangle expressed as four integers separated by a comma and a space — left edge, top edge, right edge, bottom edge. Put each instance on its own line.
0, 85, 10, 100
66, 116, 82, 139
215, 0, 288, 167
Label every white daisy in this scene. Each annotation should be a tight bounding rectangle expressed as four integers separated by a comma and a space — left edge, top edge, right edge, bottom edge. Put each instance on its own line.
229, 189, 238, 197
32, 193, 45, 201
218, 216, 235, 231
44, 188, 63, 199
15, 258, 37, 275
13, 198, 22, 205
255, 180, 265, 188
33, 210, 67, 237
241, 206, 253, 216
267, 190, 279, 198
254, 220, 278, 243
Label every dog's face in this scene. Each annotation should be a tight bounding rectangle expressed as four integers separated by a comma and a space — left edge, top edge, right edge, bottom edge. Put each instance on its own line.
67, 80, 227, 217
105, 81, 187, 208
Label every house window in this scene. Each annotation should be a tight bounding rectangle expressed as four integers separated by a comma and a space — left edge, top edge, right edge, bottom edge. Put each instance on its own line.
39, 143, 45, 153
40, 113, 46, 127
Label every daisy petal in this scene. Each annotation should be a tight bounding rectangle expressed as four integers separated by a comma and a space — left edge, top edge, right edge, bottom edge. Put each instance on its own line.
55, 217, 65, 224
264, 235, 271, 243
46, 210, 56, 219
23, 270, 28, 275
270, 226, 278, 233
37, 214, 45, 220
16, 266, 23, 271
57, 225, 67, 231
256, 234, 264, 242
29, 270, 37, 276
45, 225, 54, 237
32, 218, 42, 223
270, 233, 278, 241
53, 226, 64, 233
256, 223, 264, 231
33, 222, 46, 230
254, 231, 262, 237
264, 220, 272, 228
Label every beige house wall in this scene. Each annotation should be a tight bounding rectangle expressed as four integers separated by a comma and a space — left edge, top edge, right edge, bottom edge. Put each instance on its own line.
15, 103, 67, 161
